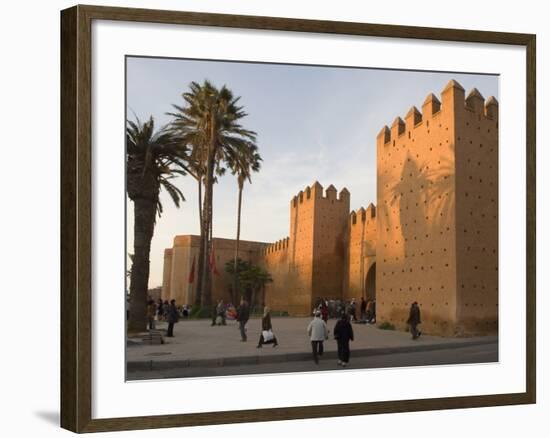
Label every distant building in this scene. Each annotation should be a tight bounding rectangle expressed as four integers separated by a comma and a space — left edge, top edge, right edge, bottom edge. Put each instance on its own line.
147, 286, 162, 302
161, 80, 498, 336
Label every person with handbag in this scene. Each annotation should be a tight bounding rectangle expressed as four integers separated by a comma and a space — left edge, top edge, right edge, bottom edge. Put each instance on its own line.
307, 310, 329, 364
257, 307, 278, 348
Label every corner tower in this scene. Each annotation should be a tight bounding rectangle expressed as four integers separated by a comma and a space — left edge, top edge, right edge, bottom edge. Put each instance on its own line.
376, 79, 498, 335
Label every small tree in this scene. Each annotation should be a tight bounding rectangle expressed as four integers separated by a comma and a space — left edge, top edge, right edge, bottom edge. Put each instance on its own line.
224, 258, 250, 303
225, 259, 273, 310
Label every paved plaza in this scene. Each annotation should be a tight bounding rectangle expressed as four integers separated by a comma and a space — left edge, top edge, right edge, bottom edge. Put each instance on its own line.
127, 317, 497, 378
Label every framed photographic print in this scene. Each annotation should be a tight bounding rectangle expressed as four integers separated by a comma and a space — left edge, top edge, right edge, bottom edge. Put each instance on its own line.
60, 4, 536, 433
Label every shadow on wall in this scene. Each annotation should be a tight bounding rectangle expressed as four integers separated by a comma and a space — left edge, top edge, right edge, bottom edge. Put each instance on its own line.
379, 147, 456, 255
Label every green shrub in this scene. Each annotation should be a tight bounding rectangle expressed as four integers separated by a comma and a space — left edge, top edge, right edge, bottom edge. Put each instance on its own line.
378, 321, 396, 330
189, 305, 211, 319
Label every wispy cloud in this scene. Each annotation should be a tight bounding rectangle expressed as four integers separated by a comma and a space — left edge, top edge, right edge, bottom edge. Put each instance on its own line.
126, 57, 498, 287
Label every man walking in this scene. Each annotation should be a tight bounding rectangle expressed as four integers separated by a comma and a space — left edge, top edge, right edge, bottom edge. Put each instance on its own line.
360, 297, 367, 322
236, 297, 250, 342
334, 313, 354, 367
307, 311, 329, 364
166, 299, 179, 337
407, 301, 422, 340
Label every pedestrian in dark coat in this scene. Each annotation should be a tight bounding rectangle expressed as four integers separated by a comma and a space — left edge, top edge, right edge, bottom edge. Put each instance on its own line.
360, 297, 367, 321
166, 299, 179, 337
367, 299, 376, 323
257, 307, 278, 347
349, 298, 357, 322
407, 302, 422, 339
334, 313, 354, 366
236, 298, 250, 342
157, 298, 164, 321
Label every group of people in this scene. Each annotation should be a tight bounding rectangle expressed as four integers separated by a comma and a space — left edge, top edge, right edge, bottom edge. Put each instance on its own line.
146, 298, 180, 337
358, 297, 376, 323
307, 311, 354, 367
233, 298, 278, 347
143, 295, 422, 362
312, 297, 376, 324
232, 299, 353, 367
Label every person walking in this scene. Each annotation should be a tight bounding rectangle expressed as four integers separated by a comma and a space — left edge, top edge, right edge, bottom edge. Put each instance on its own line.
349, 298, 357, 322
320, 299, 329, 323
216, 299, 226, 325
156, 298, 164, 322
369, 299, 376, 323
146, 299, 157, 330
407, 301, 422, 340
307, 311, 329, 364
360, 297, 367, 322
166, 299, 179, 337
257, 307, 278, 348
334, 313, 354, 367
236, 298, 250, 342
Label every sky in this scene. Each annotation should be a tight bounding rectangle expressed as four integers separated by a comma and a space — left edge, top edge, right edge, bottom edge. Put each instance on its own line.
126, 56, 498, 288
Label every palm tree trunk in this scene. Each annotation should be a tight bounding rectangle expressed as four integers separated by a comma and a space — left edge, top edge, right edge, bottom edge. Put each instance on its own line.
199, 141, 216, 308
204, 184, 214, 306
128, 197, 157, 333
233, 184, 243, 304
194, 177, 204, 307
205, 180, 214, 305
195, 178, 205, 307
197, 177, 203, 230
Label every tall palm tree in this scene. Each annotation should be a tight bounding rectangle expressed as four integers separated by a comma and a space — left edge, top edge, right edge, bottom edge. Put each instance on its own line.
229, 144, 262, 302
168, 80, 257, 307
126, 116, 187, 332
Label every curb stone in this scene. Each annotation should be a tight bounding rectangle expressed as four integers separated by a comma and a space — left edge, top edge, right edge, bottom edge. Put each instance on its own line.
126, 338, 497, 372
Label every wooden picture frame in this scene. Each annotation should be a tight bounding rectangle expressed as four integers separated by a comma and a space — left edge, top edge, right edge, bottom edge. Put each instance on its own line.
60, 4, 536, 433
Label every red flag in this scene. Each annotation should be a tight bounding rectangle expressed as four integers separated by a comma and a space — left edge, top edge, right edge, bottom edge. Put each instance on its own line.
188, 256, 196, 283
209, 246, 220, 276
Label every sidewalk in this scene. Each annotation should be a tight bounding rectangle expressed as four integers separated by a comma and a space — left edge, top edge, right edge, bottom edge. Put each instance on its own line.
127, 317, 497, 371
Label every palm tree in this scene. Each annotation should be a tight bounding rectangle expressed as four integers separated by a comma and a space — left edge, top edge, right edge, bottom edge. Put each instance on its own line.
228, 144, 262, 300
167, 80, 257, 308
126, 116, 187, 333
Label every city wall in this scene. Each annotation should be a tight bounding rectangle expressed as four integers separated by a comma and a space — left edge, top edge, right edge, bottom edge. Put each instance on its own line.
160, 79, 498, 336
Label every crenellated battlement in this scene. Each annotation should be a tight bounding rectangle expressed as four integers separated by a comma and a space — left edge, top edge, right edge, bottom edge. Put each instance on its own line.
377, 79, 499, 147
262, 237, 290, 255
291, 181, 350, 207
350, 203, 376, 225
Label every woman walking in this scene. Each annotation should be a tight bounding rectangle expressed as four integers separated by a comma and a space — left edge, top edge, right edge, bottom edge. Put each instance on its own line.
256, 307, 278, 348
333, 313, 354, 367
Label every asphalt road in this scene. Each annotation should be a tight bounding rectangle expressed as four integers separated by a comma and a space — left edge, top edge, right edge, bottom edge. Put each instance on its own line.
127, 341, 498, 380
